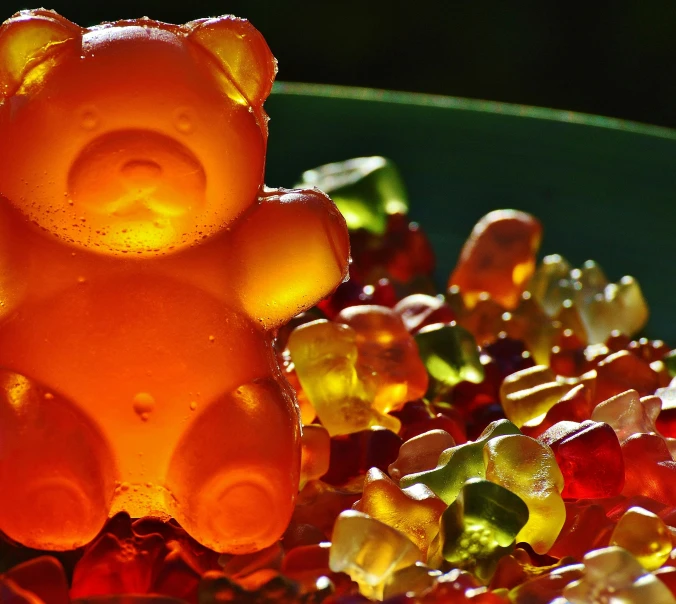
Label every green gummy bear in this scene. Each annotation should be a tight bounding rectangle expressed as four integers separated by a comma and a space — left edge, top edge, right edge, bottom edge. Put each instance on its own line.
414, 323, 484, 397
298, 156, 408, 235
400, 419, 521, 504
436, 478, 529, 584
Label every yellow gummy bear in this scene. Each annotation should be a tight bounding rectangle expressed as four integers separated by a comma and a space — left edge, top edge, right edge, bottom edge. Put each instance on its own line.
483, 434, 565, 554
287, 319, 400, 436
610, 507, 672, 571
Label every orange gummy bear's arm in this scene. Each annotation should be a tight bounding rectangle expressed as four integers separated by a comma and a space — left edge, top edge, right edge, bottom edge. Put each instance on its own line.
229, 188, 350, 329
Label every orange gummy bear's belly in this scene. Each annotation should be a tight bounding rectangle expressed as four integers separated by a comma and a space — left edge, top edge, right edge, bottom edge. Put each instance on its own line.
0, 273, 274, 493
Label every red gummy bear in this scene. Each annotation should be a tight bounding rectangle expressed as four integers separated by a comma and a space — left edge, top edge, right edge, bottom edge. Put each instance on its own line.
539, 420, 624, 499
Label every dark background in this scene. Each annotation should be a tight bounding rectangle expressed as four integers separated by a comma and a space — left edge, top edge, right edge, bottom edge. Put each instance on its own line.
3, 0, 675, 129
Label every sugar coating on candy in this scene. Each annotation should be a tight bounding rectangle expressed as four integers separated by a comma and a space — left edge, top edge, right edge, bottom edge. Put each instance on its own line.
0, 9, 349, 553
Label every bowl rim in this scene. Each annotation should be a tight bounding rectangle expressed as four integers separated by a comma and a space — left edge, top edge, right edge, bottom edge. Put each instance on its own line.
272, 81, 676, 142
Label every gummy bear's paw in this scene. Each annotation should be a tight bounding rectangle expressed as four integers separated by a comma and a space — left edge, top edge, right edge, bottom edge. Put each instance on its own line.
188, 468, 283, 554
3, 476, 106, 550
0, 370, 115, 550
165, 378, 301, 553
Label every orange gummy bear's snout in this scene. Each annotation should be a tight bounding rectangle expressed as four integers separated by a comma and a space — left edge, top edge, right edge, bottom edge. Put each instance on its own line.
68, 129, 207, 221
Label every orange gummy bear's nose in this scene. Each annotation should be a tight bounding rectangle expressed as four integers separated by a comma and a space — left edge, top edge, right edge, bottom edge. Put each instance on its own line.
68, 129, 207, 220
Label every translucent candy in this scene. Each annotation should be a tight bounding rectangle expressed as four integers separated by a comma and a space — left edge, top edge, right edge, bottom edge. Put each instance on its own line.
656, 385, 676, 438
507, 562, 585, 604
573, 260, 610, 308
321, 427, 403, 486
527, 254, 573, 317
564, 546, 676, 603
280, 542, 332, 592
329, 510, 421, 600
382, 562, 441, 599
414, 323, 484, 396
0, 11, 350, 553
621, 432, 676, 506
593, 352, 660, 403
528, 255, 649, 345
400, 419, 521, 504
393, 399, 468, 443
521, 383, 593, 439
347, 213, 436, 286
336, 305, 429, 414
287, 320, 400, 436
499, 365, 574, 428
388, 429, 456, 483
538, 420, 624, 499
0, 556, 70, 604
394, 294, 456, 333
433, 479, 529, 583
299, 156, 408, 235
548, 502, 615, 561
353, 468, 447, 561
582, 276, 649, 345
300, 424, 331, 489
456, 293, 507, 348
292, 480, 361, 539
610, 507, 672, 571
483, 434, 565, 554
554, 300, 588, 345
449, 210, 542, 310
502, 292, 559, 366
591, 389, 661, 443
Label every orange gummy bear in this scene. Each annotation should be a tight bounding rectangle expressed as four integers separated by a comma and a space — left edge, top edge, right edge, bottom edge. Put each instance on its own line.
449, 210, 542, 310
0, 10, 349, 553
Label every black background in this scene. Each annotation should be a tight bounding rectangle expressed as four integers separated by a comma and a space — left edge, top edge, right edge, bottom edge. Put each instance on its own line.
3, 0, 675, 128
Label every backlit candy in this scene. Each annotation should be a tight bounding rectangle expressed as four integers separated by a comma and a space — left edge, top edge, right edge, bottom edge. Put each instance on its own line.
0, 14, 673, 597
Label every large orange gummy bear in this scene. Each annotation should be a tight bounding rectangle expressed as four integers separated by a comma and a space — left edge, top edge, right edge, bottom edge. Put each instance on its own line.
0, 10, 349, 553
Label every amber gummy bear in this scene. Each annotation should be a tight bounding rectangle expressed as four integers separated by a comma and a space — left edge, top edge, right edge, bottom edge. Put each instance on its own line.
0, 10, 349, 553
449, 209, 542, 310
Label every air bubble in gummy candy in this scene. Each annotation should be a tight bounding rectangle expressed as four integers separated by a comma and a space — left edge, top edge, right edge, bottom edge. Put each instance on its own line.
0, 9, 349, 553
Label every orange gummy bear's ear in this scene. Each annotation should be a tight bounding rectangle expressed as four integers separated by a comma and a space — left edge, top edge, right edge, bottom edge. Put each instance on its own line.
0, 9, 82, 99
186, 16, 277, 107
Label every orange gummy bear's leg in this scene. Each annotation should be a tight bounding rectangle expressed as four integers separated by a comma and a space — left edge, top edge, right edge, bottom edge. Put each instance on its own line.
0, 370, 116, 550
165, 377, 301, 554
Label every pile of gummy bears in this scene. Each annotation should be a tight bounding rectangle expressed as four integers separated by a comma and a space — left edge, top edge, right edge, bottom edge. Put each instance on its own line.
3, 156, 676, 603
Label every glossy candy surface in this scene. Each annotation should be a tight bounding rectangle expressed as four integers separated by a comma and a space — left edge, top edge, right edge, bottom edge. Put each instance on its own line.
433, 479, 529, 583
483, 434, 565, 554
448, 210, 542, 310
2, 40, 676, 600
0, 10, 350, 553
